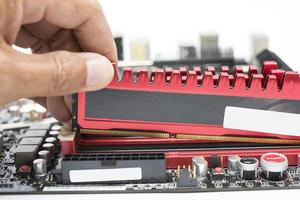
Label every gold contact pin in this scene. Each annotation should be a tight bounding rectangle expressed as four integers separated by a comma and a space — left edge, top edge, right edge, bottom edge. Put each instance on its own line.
79, 128, 300, 145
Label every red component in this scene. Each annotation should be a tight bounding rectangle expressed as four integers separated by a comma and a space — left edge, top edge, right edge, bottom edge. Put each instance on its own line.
179, 67, 188, 84
221, 66, 229, 73
18, 165, 31, 172
248, 74, 263, 91
185, 71, 198, 90
193, 66, 201, 75
214, 167, 223, 173
207, 66, 216, 75
136, 69, 148, 86
271, 69, 285, 88
77, 62, 300, 141
202, 71, 214, 88
262, 61, 278, 78
217, 72, 230, 89
170, 70, 182, 86
234, 66, 243, 74
121, 68, 132, 86
263, 75, 278, 92
262, 153, 285, 163
281, 71, 300, 95
248, 66, 258, 77
165, 148, 300, 169
165, 67, 173, 83
153, 69, 164, 87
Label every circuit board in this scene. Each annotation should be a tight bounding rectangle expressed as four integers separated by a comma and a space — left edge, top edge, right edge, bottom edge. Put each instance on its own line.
1, 121, 300, 194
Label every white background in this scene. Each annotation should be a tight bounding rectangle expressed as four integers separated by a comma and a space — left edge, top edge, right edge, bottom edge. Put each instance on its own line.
100, 0, 300, 70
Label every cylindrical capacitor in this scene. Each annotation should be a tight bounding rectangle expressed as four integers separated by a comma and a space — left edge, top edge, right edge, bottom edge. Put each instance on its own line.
227, 155, 240, 175
51, 125, 62, 131
45, 137, 57, 144
42, 143, 55, 159
49, 130, 59, 138
238, 157, 259, 180
45, 137, 60, 154
192, 156, 208, 180
33, 158, 47, 178
38, 150, 51, 167
260, 153, 288, 181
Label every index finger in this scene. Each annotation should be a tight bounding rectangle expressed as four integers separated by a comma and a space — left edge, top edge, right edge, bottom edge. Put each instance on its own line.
22, 0, 117, 63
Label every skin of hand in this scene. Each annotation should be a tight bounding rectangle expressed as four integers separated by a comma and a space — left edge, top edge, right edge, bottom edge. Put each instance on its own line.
0, 0, 117, 122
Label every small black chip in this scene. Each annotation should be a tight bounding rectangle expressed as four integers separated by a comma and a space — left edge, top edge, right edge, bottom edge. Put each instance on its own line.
14, 145, 39, 167
23, 130, 47, 138
20, 137, 43, 146
209, 155, 221, 168
29, 123, 51, 130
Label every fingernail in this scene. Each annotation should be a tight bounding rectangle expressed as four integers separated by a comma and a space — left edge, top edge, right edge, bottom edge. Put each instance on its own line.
85, 55, 114, 88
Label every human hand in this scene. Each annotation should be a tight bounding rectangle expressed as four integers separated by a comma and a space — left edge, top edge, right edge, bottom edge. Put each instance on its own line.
0, 0, 117, 121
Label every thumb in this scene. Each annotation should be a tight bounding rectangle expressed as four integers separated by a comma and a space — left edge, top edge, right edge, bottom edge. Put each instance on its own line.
6, 50, 114, 99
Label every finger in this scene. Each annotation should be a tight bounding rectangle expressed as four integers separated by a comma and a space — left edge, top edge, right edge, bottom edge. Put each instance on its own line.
47, 96, 72, 122
0, 45, 114, 104
0, 0, 23, 44
22, 0, 117, 63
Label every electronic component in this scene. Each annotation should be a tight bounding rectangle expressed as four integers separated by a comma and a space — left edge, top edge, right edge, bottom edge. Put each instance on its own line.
2, 56, 300, 195
20, 137, 43, 146
200, 34, 220, 59
227, 155, 240, 175
2, 122, 300, 194
17, 165, 32, 178
29, 123, 51, 130
49, 131, 59, 138
260, 153, 288, 181
38, 150, 51, 167
33, 158, 47, 178
179, 46, 197, 60
61, 153, 166, 184
23, 130, 47, 138
177, 168, 197, 187
209, 155, 221, 168
42, 143, 55, 159
0, 134, 3, 152
45, 137, 57, 144
51, 125, 62, 131
238, 157, 259, 180
76, 61, 300, 153
192, 157, 208, 180
14, 145, 39, 168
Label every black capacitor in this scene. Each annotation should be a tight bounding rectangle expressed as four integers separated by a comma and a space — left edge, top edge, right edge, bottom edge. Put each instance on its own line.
238, 157, 258, 180
49, 131, 59, 138
209, 155, 221, 168
42, 143, 55, 159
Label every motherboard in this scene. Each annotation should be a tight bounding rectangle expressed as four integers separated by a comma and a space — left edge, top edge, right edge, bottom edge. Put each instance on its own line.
0, 121, 300, 194
1, 49, 300, 194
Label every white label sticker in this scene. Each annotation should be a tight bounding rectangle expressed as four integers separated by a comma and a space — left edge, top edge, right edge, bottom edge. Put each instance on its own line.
69, 167, 142, 183
223, 106, 300, 137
